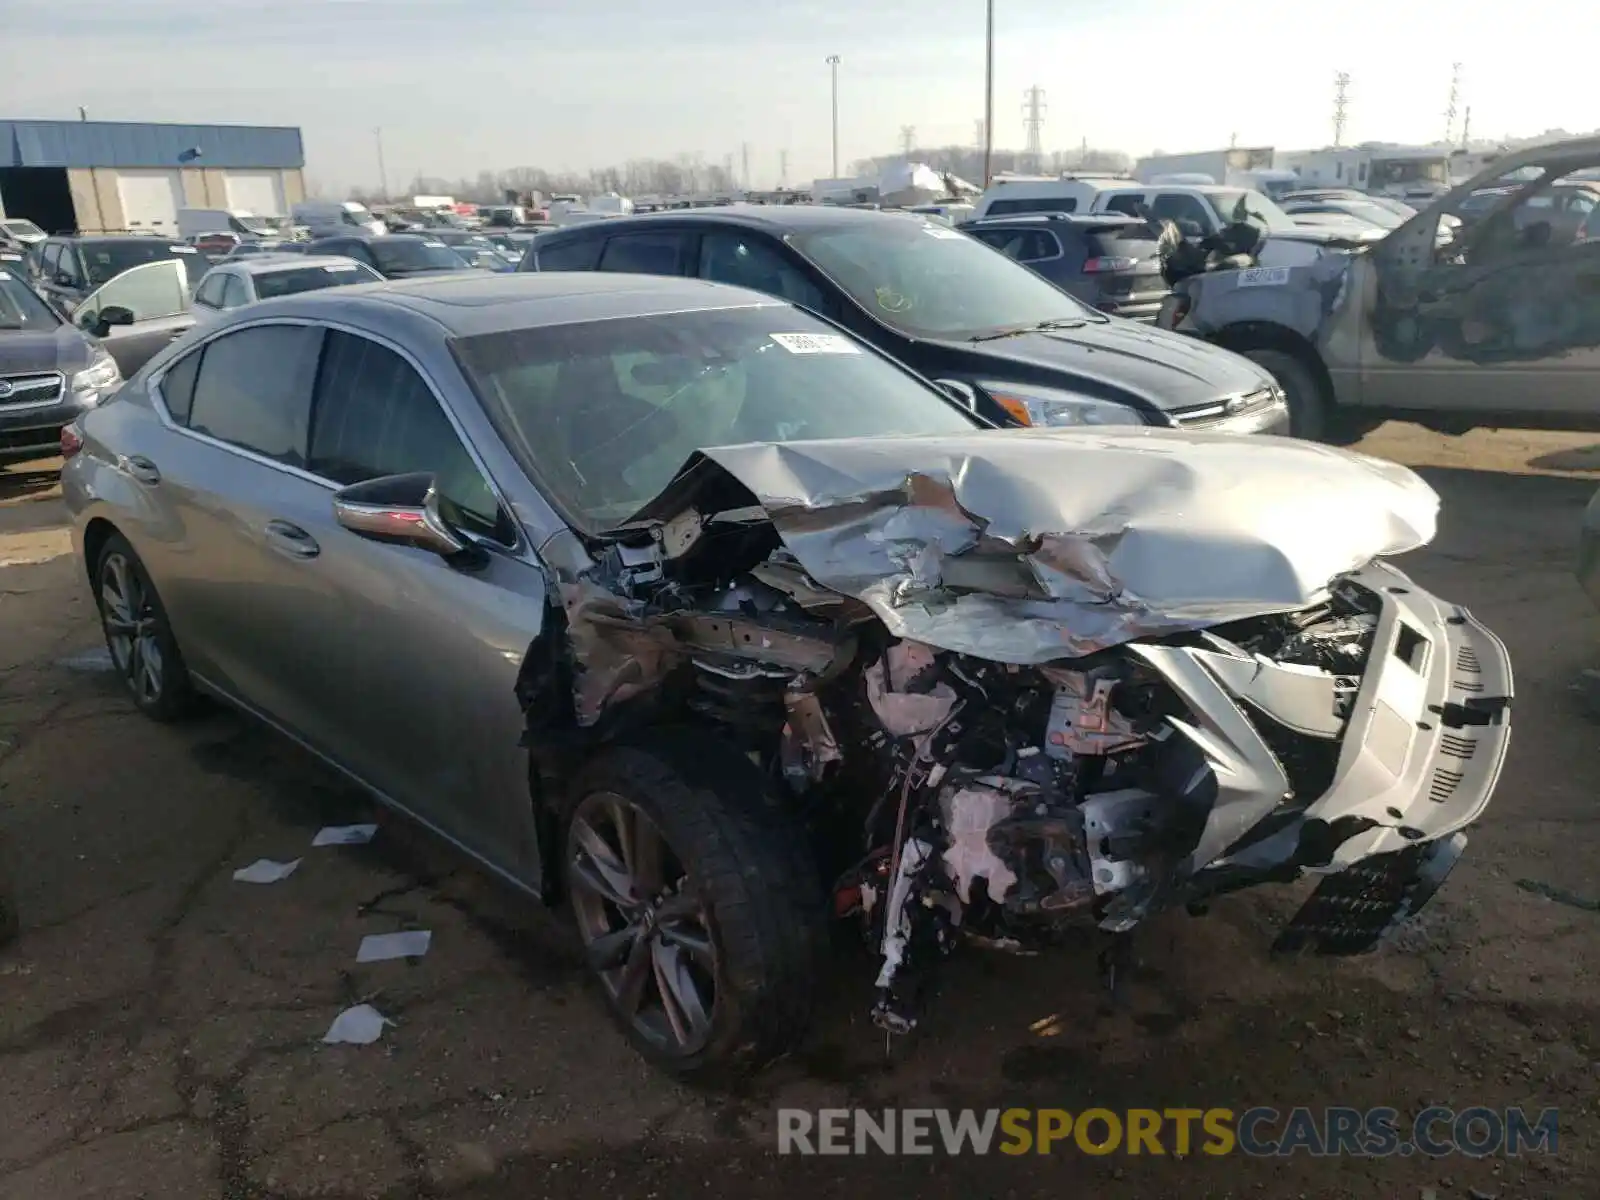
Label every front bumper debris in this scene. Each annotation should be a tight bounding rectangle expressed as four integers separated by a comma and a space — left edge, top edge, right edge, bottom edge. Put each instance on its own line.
1272, 831, 1466, 956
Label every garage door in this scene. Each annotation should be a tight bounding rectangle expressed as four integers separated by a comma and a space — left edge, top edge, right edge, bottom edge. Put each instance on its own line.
115, 169, 184, 236
224, 171, 286, 217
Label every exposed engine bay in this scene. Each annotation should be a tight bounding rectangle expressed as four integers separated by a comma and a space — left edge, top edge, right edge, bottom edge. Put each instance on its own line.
524, 431, 1513, 1036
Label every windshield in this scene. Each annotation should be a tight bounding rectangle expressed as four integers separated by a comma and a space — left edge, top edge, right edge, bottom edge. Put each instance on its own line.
254, 262, 383, 299
0, 270, 60, 330
1207, 190, 1298, 232
84, 241, 209, 287
2, 219, 45, 240
237, 215, 277, 235
453, 304, 980, 530
790, 218, 1099, 339
371, 239, 468, 273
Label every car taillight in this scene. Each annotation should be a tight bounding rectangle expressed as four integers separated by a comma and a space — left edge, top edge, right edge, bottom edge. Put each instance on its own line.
60, 422, 84, 458
1081, 256, 1138, 273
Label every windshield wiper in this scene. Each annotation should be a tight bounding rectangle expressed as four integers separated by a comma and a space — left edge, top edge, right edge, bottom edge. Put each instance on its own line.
969, 316, 1094, 342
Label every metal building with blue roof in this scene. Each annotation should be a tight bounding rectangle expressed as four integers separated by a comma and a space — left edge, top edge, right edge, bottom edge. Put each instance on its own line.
0, 118, 306, 237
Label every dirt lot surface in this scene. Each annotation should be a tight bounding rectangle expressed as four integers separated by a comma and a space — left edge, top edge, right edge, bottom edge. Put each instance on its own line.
1, 425, 1597, 1200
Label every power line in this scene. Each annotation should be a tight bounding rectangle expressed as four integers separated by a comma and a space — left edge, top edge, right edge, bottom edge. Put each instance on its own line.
1333, 72, 1351, 147
1022, 85, 1047, 172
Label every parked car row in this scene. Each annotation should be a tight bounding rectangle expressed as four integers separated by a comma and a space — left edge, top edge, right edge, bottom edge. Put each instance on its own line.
518, 205, 1289, 434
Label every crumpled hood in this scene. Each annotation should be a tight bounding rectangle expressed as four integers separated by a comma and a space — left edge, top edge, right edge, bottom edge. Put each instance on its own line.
640, 427, 1437, 663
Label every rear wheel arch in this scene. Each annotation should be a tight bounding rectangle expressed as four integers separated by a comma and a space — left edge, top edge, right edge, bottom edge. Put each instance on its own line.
81, 517, 120, 587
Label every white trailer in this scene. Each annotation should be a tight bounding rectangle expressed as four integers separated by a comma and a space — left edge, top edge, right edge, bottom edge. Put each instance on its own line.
1278, 144, 1452, 202
1134, 147, 1276, 187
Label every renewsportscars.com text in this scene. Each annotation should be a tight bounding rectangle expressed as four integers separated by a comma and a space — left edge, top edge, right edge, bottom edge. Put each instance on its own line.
776, 1106, 1559, 1158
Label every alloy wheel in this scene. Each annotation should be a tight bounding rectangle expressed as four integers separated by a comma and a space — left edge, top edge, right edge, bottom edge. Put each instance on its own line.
567, 791, 718, 1055
99, 552, 164, 706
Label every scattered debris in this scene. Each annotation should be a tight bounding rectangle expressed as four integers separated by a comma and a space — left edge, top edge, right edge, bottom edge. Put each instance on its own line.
313, 823, 378, 847
1515, 878, 1600, 912
356, 930, 432, 962
323, 1003, 393, 1045
56, 647, 114, 672
231, 858, 302, 884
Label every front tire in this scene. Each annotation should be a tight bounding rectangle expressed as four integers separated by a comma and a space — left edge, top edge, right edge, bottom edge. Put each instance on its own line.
92, 533, 196, 722
1241, 347, 1379, 445
563, 732, 826, 1078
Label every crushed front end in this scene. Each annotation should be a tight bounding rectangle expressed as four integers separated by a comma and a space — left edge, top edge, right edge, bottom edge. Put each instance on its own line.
530, 430, 1512, 1039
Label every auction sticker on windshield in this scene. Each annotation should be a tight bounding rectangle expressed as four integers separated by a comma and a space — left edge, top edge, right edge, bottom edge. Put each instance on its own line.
923, 225, 964, 239
168, 245, 197, 254
770, 332, 862, 355
424, 241, 447, 248
323, 264, 360, 272
1237, 266, 1291, 288
0, 271, 11, 281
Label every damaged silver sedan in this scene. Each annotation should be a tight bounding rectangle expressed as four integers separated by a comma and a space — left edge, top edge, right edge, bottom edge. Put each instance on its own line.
61, 272, 1512, 1077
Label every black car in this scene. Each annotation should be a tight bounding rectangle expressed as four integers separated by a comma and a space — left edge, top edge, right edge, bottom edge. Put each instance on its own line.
30, 235, 211, 314
0, 256, 124, 463
519, 207, 1287, 433
961, 213, 1170, 322
302, 234, 472, 279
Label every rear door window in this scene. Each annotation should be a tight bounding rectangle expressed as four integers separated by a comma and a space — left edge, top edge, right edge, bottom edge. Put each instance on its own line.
971, 228, 1061, 263
986, 197, 1077, 216
598, 232, 691, 275
185, 324, 322, 466
193, 272, 228, 309
696, 232, 829, 310
220, 274, 252, 308
1102, 193, 1151, 218
532, 238, 601, 271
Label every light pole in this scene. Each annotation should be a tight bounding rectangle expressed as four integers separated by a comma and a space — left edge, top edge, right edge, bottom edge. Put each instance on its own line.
373, 126, 390, 201
982, 0, 994, 187
826, 55, 841, 177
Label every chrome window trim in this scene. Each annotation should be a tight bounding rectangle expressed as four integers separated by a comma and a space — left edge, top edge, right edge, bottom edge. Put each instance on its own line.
147, 315, 528, 556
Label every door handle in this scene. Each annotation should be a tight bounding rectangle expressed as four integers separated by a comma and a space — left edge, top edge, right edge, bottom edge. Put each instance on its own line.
124, 455, 161, 485
263, 519, 320, 559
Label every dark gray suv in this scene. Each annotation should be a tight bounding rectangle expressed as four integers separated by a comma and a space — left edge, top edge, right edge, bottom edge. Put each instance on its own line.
961, 213, 1170, 322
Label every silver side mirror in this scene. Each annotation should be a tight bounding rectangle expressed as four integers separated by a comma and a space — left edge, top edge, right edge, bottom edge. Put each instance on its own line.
332, 471, 470, 560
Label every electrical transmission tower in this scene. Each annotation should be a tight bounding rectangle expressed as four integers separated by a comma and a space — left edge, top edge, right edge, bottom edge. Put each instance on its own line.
741, 143, 750, 190
1021, 86, 1047, 172
974, 119, 986, 151
1333, 72, 1351, 146
900, 126, 916, 159
778, 149, 788, 189
1443, 62, 1462, 144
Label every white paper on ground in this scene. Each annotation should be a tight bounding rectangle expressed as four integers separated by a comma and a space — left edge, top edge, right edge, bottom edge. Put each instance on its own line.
57, 647, 115, 672
232, 858, 302, 884
312, 823, 378, 847
357, 930, 432, 962
323, 1003, 393, 1045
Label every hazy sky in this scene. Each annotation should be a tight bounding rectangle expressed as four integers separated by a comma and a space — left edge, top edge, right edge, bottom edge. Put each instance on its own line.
10, 0, 1595, 194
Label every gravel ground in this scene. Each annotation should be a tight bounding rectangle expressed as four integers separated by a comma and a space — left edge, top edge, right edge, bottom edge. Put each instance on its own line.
0, 422, 1597, 1200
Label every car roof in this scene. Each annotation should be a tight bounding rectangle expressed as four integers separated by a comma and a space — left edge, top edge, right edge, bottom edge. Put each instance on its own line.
232, 255, 369, 275
540, 204, 934, 238
60, 234, 182, 246
963, 212, 1147, 229
247, 271, 786, 338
